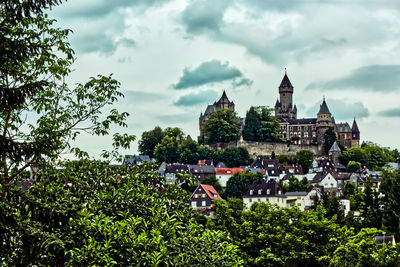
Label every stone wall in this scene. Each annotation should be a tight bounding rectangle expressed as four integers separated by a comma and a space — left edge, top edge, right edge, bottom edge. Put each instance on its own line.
211, 140, 322, 157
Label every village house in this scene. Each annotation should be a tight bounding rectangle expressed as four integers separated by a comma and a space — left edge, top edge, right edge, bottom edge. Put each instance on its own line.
243, 179, 286, 209
190, 184, 221, 209
215, 167, 244, 187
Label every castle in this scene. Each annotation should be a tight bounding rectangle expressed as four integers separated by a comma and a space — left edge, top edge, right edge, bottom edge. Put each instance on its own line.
199, 72, 360, 149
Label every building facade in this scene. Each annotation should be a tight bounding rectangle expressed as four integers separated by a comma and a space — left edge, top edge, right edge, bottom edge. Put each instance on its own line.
198, 72, 360, 149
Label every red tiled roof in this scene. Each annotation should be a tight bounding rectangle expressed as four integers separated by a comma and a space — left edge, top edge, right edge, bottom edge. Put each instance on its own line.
215, 168, 244, 175
200, 184, 222, 200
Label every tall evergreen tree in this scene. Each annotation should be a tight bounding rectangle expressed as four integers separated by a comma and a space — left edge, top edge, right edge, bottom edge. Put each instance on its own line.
323, 127, 337, 155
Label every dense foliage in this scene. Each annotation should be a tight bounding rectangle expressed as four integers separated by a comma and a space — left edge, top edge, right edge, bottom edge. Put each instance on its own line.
225, 171, 262, 198
243, 106, 281, 142
139, 127, 184, 158
339, 141, 398, 170
323, 127, 337, 155
202, 109, 240, 144
0, 1, 134, 193
0, 161, 242, 265
208, 201, 400, 266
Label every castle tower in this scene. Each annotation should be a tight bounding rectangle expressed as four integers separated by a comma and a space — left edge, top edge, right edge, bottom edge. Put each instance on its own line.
351, 118, 360, 147
275, 71, 297, 120
316, 98, 335, 144
329, 141, 341, 164
214, 90, 234, 111
198, 90, 234, 142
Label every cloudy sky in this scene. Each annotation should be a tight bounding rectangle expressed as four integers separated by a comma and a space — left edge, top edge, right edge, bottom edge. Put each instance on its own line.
49, 0, 400, 158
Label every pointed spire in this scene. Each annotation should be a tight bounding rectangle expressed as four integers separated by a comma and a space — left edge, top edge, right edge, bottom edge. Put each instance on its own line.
275, 99, 281, 107
221, 90, 228, 99
279, 72, 293, 88
293, 104, 297, 111
318, 98, 331, 115
352, 117, 359, 133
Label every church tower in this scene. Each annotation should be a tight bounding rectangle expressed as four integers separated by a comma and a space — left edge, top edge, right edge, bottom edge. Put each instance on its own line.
316, 98, 335, 144
275, 71, 297, 120
351, 118, 360, 147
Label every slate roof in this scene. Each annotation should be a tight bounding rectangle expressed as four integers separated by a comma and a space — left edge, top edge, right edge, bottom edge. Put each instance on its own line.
279, 73, 293, 88
336, 122, 351, 133
311, 172, 328, 183
165, 164, 189, 173
317, 98, 331, 115
203, 105, 215, 116
215, 161, 227, 168
329, 141, 341, 152
352, 118, 360, 133
282, 164, 303, 175
263, 159, 280, 169
243, 179, 286, 198
215, 90, 233, 105
251, 158, 265, 169
283, 118, 317, 125
285, 191, 307, 196
275, 99, 281, 107
188, 164, 216, 174
335, 172, 351, 180
123, 155, 153, 165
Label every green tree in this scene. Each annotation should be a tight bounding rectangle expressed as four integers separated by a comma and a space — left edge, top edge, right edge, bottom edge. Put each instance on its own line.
321, 192, 345, 225
0, 2, 134, 193
330, 228, 400, 267
339, 147, 367, 167
380, 169, 400, 239
138, 127, 184, 158
217, 147, 252, 168
362, 178, 382, 229
243, 106, 261, 141
225, 171, 261, 198
323, 127, 336, 155
0, 160, 242, 265
347, 161, 361, 172
363, 143, 387, 170
203, 109, 240, 144
179, 138, 199, 164
138, 126, 164, 157
243, 106, 281, 142
295, 150, 314, 173
154, 135, 180, 163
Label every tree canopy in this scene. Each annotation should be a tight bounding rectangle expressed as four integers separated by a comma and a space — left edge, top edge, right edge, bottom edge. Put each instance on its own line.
323, 127, 336, 155
0, 1, 134, 193
202, 109, 240, 144
243, 106, 281, 142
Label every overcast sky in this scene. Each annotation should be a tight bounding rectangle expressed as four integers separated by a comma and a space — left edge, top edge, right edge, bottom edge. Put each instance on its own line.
50, 0, 400, 158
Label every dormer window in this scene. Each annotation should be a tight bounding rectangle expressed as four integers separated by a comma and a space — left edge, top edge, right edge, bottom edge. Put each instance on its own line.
250, 190, 253, 195
258, 189, 262, 195
267, 189, 270, 195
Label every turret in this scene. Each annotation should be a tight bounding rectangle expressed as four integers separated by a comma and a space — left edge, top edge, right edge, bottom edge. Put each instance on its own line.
351, 118, 360, 147
275, 70, 297, 120
316, 97, 335, 144
279, 72, 294, 112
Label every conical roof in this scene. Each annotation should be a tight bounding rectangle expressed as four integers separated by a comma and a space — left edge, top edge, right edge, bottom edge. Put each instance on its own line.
352, 118, 359, 133
317, 98, 331, 115
275, 99, 281, 107
279, 73, 293, 88
216, 90, 232, 104
329, 141, 341, 153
